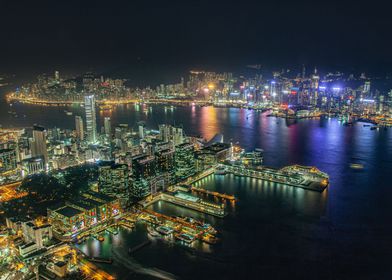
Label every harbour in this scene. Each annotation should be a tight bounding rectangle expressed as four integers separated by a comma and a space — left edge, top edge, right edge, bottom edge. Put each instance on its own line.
1, 99, 391, 279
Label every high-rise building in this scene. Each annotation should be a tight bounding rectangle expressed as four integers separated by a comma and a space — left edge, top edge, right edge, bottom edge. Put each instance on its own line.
84, 95, 97, 143
54, 70, 60, 81
0, 148, 17, 174
363, 81, 371, 94
98, 162, 130, 207
156, 148, 175, 174
175, 143, 196, 180
132, 155, 156, 179
311, 68, 320, 106
75, 116, 84, 141
32, 125, 48, 164
158, 124, 184, 146
138, 123, 145, 139
104, 117, 111, 137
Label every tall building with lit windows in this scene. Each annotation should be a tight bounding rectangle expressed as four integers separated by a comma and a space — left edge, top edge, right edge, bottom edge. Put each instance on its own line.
75, 116, 84, 141
104, 117, 111, 137
84, 95, 97, 143
175, 142, 196, 180
32, 125, 48, 164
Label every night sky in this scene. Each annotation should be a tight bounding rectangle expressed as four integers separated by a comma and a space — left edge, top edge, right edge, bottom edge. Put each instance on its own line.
1, 0, 391, 81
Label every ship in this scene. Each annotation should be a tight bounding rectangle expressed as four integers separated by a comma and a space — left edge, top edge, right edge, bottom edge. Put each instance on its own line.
350, 163, 364, 170
175, 233, 195, 243
214, 166, 227, 175
175, 216, 217, 235
147, 226, 161, 237
156, 226, 174, 236
202, 233, 218, 244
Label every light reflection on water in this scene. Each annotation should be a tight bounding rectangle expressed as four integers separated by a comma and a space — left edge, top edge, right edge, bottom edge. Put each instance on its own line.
2, 100, 392, 279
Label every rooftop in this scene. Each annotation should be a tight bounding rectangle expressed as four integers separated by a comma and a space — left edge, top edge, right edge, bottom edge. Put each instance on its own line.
174, 191, 200, 202
55, 206, 83, 218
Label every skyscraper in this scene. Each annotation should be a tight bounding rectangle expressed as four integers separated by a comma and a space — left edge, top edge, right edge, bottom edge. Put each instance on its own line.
54, 70, 60, 81
311, 68, 320, 106
75, 116, 84, 141
0, 148, 17, 174
175, 142, 196, 180
158, 124, 184, 147
104, 117, 111, 137
138, 123, 145, 139
84, 95, 97, 143
32, 125, 48, 164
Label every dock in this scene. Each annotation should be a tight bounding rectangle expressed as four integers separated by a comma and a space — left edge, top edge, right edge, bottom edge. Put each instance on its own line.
141, 192, 225, 217
140, 209, 218, 244
223, 163, 329, 192
87, 257, 113, 264
161, 192, 225, 217
190, 186, 236, 201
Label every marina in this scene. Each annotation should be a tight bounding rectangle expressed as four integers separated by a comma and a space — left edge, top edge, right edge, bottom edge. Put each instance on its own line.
138, 208, 219, 245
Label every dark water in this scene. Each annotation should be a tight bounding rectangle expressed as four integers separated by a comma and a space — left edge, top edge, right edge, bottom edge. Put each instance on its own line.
2, 92, 392, 279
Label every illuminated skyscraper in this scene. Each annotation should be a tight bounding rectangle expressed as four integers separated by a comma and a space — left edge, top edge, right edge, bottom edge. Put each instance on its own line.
32, 125, 48, 164
54, 70, 60, 81
104, 117, 111, 137
84, 95, 97, 143
311, 68, 320, 106
363, 81, 371, 94
138, 123, 145, 139
75, 116, 84, 141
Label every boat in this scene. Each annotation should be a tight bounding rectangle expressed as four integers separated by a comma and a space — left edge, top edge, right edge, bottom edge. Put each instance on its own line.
350, 163, 364, 170
147, 226, 161, 237
370, 126, 378, 130
98, 236, 105, 242
175, 233, 195, 243
175, 216, 217, 234
363, 124, 371, 127
202, 233, 218, 244
156, 226, 174, 236
214, 166, 227, 175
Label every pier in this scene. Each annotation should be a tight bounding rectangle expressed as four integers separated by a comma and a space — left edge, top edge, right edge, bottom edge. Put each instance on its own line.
190, 186, 236, 201
141, 192, 225, 217
223, 163, 329, 192
139, 209, 218, 243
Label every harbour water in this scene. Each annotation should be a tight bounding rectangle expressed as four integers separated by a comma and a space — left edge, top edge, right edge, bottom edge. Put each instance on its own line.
1, 89, 392, 278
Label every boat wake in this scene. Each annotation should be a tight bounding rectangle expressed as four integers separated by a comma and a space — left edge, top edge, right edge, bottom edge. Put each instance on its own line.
111, 247, 177, 280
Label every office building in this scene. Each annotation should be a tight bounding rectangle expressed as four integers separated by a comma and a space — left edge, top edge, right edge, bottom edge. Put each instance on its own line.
175, 143, 196, 180
98, 162, 130, 207
75, 116, 84, 141
0, 148, 17, 174
21, 156, 45, 175
32, 125, 48, 164
84, 95, 97, 143
104, 117, 111, 137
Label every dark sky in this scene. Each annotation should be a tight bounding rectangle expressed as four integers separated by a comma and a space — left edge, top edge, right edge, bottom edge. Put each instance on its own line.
1, 0, 391, 80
